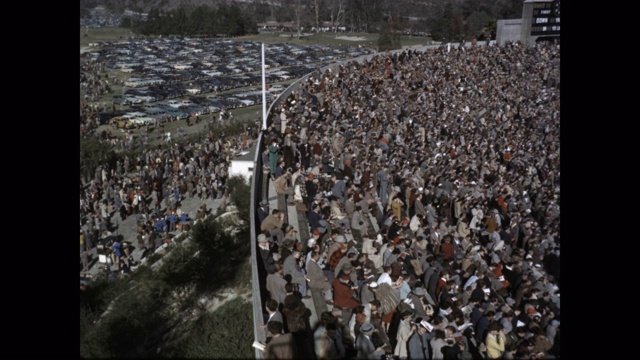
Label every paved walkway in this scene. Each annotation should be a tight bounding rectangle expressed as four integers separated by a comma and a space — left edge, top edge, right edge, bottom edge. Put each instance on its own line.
80, 185, 222, 280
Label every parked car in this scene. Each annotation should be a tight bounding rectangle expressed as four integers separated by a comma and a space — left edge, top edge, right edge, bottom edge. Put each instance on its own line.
109, 116, 137, 129
269, 84, 285, 93
112, 96, 131, 105
167, 100, 182, 108
165, 107, 189, 120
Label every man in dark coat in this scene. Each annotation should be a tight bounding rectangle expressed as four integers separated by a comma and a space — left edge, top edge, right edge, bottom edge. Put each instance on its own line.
258, 234, 276, 274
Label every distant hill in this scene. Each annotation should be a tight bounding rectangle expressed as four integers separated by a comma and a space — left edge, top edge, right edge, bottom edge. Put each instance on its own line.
81, 0, 266, 14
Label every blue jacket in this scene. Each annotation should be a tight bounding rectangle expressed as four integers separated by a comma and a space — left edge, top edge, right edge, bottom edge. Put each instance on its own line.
111, 242, 122, 257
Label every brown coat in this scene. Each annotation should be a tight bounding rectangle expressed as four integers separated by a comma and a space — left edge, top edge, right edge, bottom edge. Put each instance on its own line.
485, 216, 498, 233
261, 214, 284, 232
264, 333, 297, 359
282, 299, 310, 333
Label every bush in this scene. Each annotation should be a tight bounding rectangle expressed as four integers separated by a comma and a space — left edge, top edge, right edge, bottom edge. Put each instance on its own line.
163, 298, 254, 359
227, 174, 251, 222
80, 215, 253, 358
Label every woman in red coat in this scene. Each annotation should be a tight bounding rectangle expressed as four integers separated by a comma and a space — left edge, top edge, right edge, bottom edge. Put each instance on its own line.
332, 274, 360, 310
441, 236, 456, 261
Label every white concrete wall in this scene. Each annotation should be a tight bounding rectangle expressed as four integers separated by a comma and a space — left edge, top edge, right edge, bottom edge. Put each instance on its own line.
229, 160, 253, 183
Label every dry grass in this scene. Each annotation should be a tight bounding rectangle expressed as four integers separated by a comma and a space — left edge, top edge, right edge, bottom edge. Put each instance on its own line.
80, 27, 134, 48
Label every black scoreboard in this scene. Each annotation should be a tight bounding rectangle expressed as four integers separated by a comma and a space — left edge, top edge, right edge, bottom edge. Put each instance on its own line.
530, 0, 560, 36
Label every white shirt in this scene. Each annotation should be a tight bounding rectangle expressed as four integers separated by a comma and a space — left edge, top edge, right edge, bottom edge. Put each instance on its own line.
378, 272, 392, 286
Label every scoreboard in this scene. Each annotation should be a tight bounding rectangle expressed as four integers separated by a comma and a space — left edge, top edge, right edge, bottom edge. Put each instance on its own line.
529, 0, 560, 36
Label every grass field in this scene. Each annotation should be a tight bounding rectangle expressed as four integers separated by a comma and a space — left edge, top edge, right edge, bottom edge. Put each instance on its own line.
80, 27, 135, 48
80, 27, 434, 50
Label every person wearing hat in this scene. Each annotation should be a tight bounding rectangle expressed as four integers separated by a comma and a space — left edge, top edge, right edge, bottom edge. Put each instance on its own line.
360, 280, 378, 306
407, 319, 434, 360
268, 139, 279, 180
407, 287, 431, 319
355, 322, 386, 359
334, 252, 358, 285
257, 200, 269, 225
258, 233, 276, 274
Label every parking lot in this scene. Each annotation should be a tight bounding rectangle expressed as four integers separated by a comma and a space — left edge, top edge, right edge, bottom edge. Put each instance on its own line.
81, 38, 373, 131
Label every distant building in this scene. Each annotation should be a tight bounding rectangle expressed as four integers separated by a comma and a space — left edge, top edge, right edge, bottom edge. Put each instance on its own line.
496, 0, 560, 46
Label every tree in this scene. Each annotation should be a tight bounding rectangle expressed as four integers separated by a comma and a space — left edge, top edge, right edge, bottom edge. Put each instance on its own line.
227, 175, 251, 223
253, 0, 272, 23
80, 135, 117, 184
328, 0, 347, 31
377, 15, 402, 51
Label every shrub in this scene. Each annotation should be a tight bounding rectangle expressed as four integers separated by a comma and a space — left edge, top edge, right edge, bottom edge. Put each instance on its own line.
163, 298, 254, 359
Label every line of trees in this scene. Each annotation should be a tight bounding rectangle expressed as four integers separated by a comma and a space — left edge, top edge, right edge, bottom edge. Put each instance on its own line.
130, 3, 258, 37
114, 0, 521, 42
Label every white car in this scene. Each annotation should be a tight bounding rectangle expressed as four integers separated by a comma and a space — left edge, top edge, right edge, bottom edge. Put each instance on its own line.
238, 99, 255, 106
167, 100, 181, 108
269, 84, 285, 93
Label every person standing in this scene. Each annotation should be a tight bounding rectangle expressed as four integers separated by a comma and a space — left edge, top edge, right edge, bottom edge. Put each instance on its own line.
262, 321, 297, 359
306, 250, 333, 305
331, 175, 346, 205
351, 205, 367, 244
485, 322, 506, 359
408, 321, 434, 360
266, 263, 288, 307
430, 329, 448, 360
355, 323, 386, 359
283, 248, 307, 298
269, 140, 280, 180
258, 234, 276, 274
377, 166, 389, 208
394, 310, 415, 358
332, 273, 360, 325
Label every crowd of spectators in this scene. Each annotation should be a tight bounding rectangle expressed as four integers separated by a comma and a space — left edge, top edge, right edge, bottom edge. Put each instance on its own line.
257, 40, 560, 359
80, 56, 128, 134
80, 127, 254, 275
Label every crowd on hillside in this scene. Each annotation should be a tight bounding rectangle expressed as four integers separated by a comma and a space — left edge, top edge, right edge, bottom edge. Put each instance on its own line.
80, 129, 253, 274
257, 40, 560, 360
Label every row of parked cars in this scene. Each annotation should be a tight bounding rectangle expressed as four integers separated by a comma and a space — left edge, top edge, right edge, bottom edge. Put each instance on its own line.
105, 83, 286, 129
84, 37, 372, 130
